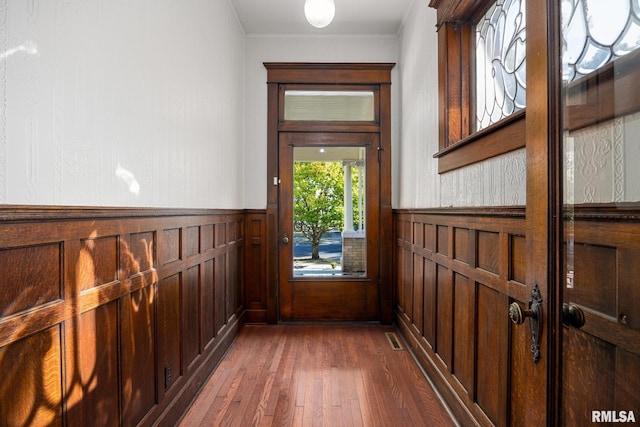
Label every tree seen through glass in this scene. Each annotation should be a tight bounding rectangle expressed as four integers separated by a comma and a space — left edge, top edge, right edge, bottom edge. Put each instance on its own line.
293, 160, 361, 263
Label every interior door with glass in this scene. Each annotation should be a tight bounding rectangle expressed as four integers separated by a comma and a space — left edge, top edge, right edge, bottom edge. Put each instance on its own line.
560, 1, 640, 423
278, 132, 380, 321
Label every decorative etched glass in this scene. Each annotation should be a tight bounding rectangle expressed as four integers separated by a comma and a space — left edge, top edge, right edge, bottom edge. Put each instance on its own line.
476, 0, 527, 131
562, 0, 640, 82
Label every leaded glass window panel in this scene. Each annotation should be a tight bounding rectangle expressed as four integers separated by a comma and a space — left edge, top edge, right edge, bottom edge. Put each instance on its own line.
562, 0, 640, 82
476, 0, 527, 131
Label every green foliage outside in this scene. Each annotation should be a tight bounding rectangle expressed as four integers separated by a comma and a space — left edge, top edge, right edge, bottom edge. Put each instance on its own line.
294, 161, 342, 260
294, 160, 362, 260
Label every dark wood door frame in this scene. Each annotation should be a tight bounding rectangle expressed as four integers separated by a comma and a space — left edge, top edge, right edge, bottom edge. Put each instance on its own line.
264, 62, 395, 324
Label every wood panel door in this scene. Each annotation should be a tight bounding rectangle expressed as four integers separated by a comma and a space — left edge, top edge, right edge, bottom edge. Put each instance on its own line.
560, 210, 640, 424
264, 63, 394, 324
278, 132, 380, 321
559, 4, 640, 423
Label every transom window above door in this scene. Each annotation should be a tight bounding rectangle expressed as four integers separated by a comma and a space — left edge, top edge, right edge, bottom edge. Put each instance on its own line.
284, 90, 375, 122
277, 82, 381, 129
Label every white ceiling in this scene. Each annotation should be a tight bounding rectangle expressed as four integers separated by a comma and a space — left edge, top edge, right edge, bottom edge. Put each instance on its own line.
229, 0, 415, 36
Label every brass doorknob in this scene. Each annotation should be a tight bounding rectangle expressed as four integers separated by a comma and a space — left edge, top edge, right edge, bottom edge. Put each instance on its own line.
562, 303, 585, 328
282, 234, 289, 244
508, 302, 537, 325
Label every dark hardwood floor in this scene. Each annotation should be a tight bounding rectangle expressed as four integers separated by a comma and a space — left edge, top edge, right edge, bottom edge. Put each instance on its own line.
179, 324, 456, 426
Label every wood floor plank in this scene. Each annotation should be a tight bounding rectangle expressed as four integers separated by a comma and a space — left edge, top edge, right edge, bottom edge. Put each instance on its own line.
179, 325, 455, 426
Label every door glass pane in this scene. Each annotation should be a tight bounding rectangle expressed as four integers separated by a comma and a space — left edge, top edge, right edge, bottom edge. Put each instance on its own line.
561, 1, 640, 424
293, 146, 366, 277
284, 91, 375, 121
562, 0, 640, 82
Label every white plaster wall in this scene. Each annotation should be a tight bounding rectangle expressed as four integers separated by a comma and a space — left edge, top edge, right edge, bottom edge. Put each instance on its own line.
0, 0, 245, 208
242, 35, 400, 209
397, 0, 439, 208
397, 0, 527, 208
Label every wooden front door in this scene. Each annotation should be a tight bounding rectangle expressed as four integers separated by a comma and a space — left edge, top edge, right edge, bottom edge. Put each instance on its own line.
557, 5, 640, 423
264, 63, 394, 324
278, 133, 380, 321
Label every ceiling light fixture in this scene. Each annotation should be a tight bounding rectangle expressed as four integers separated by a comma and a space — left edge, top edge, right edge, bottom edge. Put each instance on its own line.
304, 0, 335, 29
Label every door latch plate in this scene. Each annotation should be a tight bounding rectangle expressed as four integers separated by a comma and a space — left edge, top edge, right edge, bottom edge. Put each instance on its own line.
528, 284, 542, 363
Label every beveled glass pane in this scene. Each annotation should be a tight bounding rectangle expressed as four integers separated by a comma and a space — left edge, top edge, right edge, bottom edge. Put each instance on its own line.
284, 91, 374, 121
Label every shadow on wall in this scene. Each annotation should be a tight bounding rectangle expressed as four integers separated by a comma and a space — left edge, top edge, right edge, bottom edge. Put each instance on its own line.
0, 232, 156, 425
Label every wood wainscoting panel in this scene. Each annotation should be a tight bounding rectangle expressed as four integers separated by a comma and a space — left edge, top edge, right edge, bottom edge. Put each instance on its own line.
185, 226, 201, 258
65, 301, 120, 427
413, 220, 424, 248
0, 206, 246, 426
395, 224, 406, 323
436, 264, 453, 369
396, 205, 640, 425
422, 258, 437, 347
158, 272, 182, 398
228, 241, 241, 322
215, 253, 227, 334
0, 326, 62, 426
128, 231, 155, 276
477, 230, 500, 275
121, 284, 157, 426
77, 235, 119, 292
437, 225, 449, 256
244, 211, 267, 323
412, 254, 424, 336
202, 224, 215, 251
394, 208, 526, 425
454, 227, 471, 264
216, 222, 227, 247
160, 228, 181, 266
452, 273, 474, 396
184, 265, 201, 370
0, 242, 62, 317
202, 258, 216, 347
